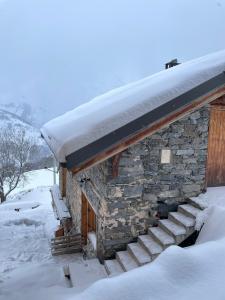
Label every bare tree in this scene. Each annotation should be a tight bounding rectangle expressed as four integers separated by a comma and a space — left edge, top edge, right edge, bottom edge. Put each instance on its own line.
0, 126, 36, 203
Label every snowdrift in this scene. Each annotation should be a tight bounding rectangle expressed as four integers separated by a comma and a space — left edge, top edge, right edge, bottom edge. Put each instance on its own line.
73, 238, 225, 300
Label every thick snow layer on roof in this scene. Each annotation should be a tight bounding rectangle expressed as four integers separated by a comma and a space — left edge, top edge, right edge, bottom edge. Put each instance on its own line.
41, 50, 225, 163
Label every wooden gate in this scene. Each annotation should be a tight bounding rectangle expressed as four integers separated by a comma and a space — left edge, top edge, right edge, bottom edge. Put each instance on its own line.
81, 193, 96, 244
207, 103, 225, 187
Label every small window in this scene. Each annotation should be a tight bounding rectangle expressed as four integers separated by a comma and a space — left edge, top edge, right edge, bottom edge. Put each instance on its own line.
161, 149, 171, 164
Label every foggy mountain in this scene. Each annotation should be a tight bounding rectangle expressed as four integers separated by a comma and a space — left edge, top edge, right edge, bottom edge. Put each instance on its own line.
0, 0, 225, 126
0, 109, 52, 167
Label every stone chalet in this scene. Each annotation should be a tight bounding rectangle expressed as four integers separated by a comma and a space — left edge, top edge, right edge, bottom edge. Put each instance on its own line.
41, 50, 225, 273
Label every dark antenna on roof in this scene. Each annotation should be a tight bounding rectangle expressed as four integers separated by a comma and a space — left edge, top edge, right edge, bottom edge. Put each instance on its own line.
165, 59, 180, 69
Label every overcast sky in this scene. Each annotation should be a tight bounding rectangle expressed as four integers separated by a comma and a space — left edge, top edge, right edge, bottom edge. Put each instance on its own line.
0, 0, 225, 124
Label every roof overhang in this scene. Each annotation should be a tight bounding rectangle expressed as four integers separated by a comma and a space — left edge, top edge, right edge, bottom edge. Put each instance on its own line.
64, 71, 225, 174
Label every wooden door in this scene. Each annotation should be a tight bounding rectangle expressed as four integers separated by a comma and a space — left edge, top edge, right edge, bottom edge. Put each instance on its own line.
207, 105, 225, 186
87, 201, 96, 233
61, 168, 67, 197
81, 193, 96, 244
81, 193, 88, 243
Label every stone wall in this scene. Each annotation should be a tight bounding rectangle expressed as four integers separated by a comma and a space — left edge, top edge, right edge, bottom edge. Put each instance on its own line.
65, 171, 82, 233
62, 106, 210, 260
102, 106, 210, 257
63, 161, 111, 262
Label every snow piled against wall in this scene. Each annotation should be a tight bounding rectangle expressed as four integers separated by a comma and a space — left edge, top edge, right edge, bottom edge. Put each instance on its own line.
196, 206, 225, 244
4, 236, 225, 300
74, 239, 225, 300
41, 49, 225, 162
3, 204, 225, 300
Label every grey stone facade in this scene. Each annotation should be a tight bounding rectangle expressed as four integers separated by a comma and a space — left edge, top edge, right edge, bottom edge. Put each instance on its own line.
62, 106, 210, 260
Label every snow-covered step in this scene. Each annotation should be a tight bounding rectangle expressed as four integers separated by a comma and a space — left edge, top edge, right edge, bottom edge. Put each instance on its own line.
104, 259, 124, 277
138, 235, 163, 259
169, 211, 195, 232
178, 204, 201, 219
158, 219, 187, 244
148, 227, 175, 249
127, 243, 151, 266
68, 259, 107, 291
188, 198, 204, 210
116, 251, 138, 272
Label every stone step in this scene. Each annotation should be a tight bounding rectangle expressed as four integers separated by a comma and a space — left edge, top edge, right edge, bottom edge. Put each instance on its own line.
178, 204, 201, 219
68, 259, 107, 290
104, 259, 124, 277
116, 251, 138, 272
158, 219, 187, 244
148, 227, 175, 249
188, 198, 204, 210
169, 211, 195, 231
127, 243, 151, 266
138, 235, 163, 259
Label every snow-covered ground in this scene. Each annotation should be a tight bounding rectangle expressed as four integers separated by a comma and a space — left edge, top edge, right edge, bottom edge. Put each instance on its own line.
0, 169, 105, 300
1, 170, 225, 300
0, 169, 66, 299
9, 168, 59, 195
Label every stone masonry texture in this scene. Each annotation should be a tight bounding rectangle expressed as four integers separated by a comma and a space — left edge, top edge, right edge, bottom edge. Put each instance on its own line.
63, 106, 210, 260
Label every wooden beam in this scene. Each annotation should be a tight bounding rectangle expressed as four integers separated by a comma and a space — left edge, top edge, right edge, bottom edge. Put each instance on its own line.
112, 152, 123, 178
211, 95, 225, 106
71, 86, 225, 175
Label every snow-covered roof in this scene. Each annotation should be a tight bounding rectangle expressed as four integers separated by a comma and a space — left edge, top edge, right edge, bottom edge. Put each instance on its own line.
41, 50, 225, 167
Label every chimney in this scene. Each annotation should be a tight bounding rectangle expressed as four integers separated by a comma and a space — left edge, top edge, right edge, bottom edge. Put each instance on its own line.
165, 59, 180, 69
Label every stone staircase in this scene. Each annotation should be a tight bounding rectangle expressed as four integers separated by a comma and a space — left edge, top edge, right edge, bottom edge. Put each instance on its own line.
104, 199, 202, 276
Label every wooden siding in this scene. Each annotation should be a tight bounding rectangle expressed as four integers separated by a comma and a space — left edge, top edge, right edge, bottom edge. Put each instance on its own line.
207, 105, 225, 186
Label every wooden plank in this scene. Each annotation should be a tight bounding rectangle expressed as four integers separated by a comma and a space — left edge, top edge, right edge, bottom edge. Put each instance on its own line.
87, 202, 96, 233
52, 241, 82, 250
50, 185, 71, 220
51, 238, 83, 245
207, 105, 225, 186
81, 193, 88, 244
62, 168, 67, 197
211, 95, 225, 106
71, 86, 225, 175
55, 227, 64, 237
112, 152, 122, 178
52, 246, 82, 256
51, 234, 82, 242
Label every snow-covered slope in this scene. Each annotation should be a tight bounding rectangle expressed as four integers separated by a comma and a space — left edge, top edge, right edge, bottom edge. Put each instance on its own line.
0, 101, 46, 127
0, 109, 51, 166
